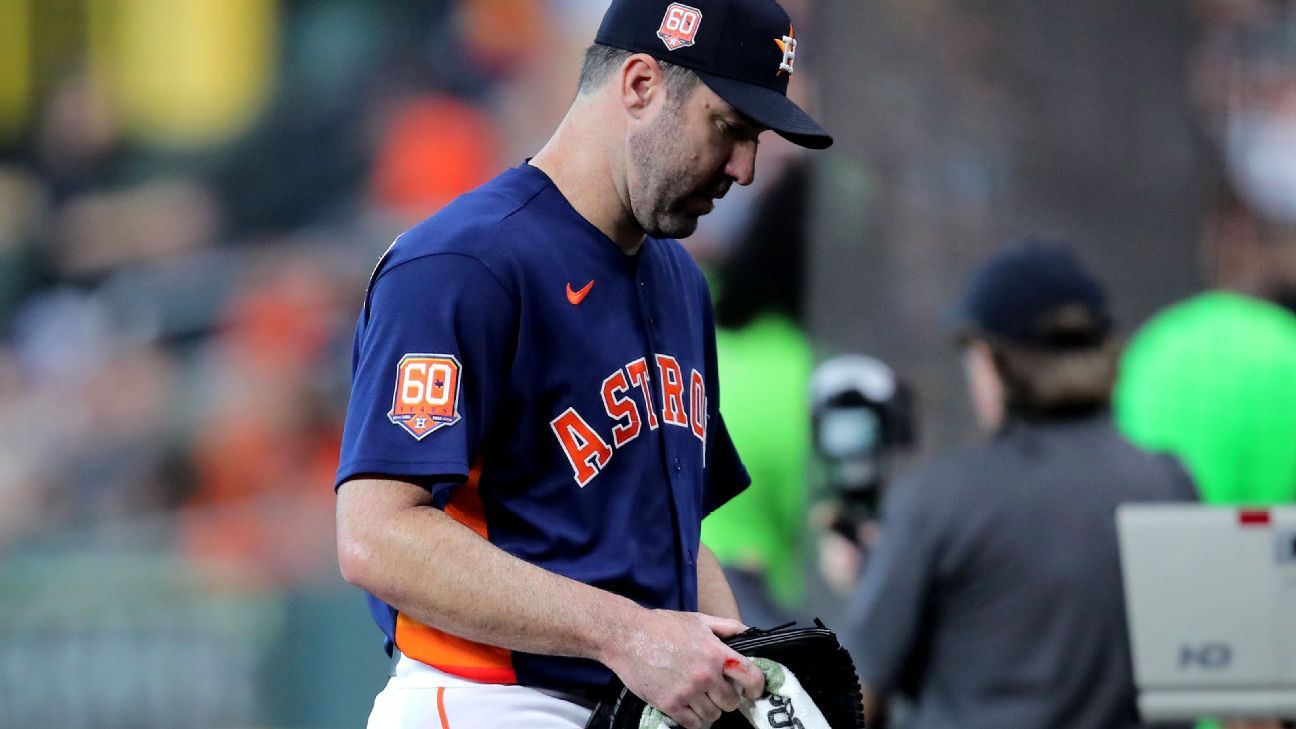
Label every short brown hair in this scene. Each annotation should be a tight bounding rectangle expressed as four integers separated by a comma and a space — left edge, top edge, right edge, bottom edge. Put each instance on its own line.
988, 337, 1120, 416
576, 43, 700, 104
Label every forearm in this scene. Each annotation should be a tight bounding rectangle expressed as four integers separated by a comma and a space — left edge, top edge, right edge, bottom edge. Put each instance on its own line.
337, 478, 640, 662
696, 543, 742, 620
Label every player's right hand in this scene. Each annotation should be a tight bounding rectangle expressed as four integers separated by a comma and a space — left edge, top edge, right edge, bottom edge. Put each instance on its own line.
599, 609, 766, 729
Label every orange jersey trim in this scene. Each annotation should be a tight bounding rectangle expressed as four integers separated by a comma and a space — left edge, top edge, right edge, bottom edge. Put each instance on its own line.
395, 464, 518, 684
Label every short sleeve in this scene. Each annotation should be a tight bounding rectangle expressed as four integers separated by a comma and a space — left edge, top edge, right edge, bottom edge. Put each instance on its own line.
841, 473, 941, 695
335, 253, 516, 500
704, 411, 750, 515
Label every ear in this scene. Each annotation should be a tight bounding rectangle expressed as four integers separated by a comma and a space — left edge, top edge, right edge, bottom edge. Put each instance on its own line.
619, 53, 663, 119
962, 339, 1005, 431
964, 338, 994, 370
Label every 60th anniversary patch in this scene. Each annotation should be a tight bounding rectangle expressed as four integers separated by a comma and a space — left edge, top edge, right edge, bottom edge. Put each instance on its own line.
388, 353, 462, 440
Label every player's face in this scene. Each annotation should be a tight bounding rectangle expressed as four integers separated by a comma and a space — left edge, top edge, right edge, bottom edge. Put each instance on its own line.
626, 82, 762, 239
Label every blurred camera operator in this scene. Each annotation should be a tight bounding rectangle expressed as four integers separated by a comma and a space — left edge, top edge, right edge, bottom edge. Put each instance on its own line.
808, 354, 915, 596
842, 239, 1198, 729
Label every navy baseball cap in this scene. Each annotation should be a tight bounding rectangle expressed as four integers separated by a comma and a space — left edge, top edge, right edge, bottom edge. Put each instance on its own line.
595, 0, 833, 149
951, 238, 1113, 348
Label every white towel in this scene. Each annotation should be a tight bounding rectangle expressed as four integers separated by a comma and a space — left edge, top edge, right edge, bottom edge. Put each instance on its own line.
638, 658, 831, 729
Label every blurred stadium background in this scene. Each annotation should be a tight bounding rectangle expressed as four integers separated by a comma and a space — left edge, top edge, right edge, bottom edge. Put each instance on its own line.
0, 1, 1291, 727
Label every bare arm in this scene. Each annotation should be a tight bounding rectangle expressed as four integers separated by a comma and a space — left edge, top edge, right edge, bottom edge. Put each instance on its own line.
696, 543, 742, 621
337, 477, 635, 659
336, 478, 766, 729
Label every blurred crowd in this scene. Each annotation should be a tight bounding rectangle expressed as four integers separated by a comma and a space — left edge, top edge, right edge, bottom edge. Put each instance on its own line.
0, 0, 1294, 728
0, 0, 610, 583
0, 0, 817, 582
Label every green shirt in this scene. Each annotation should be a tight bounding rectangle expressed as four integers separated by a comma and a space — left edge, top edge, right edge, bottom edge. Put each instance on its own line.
702, 315, 814, 609
1115, 292, 1296, 505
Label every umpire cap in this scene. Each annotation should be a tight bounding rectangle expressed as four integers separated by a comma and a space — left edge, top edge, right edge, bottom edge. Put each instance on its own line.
952, 238, 1113, 348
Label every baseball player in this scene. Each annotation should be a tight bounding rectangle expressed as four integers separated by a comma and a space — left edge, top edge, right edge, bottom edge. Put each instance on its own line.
333, 1, 831, 728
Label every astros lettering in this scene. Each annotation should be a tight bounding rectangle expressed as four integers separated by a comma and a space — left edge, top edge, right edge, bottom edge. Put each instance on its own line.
550, 353, 707, 487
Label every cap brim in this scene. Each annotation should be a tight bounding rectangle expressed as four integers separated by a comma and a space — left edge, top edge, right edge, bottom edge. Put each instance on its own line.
695, 72, 833, 150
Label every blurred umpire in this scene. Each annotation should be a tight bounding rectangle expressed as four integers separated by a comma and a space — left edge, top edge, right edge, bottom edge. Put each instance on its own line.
843, 239, 1198, 729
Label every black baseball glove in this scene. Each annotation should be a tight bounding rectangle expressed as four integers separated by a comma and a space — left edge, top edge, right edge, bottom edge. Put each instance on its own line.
585, 619, 867, 729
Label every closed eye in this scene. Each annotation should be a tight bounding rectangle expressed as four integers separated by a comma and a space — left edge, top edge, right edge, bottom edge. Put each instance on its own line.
718, 118, 761, 143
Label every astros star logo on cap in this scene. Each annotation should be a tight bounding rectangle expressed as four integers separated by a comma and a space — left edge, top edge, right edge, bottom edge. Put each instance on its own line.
774, 24, 797, 75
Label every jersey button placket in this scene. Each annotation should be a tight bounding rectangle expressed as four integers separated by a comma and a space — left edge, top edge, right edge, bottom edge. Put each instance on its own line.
639, 280, 653, 325
636, 256, 689, 602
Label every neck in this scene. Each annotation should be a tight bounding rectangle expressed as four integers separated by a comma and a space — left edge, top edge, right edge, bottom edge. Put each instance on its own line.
530, 100, 645, 255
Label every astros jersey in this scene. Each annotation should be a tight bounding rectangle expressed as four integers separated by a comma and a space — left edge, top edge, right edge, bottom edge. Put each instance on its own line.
336, 162, 750, 693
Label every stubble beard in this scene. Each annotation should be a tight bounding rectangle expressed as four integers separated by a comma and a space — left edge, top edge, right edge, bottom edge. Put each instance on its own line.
627, 112, 701, 240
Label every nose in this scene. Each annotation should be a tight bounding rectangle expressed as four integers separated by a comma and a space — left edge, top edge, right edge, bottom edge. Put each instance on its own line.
725, 139, 758, 187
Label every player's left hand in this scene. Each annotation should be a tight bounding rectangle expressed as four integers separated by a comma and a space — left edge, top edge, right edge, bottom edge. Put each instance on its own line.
598, 608, 764, 729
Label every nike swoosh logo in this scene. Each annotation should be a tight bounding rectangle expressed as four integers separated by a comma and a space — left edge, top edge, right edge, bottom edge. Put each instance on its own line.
566, 280, 594, 305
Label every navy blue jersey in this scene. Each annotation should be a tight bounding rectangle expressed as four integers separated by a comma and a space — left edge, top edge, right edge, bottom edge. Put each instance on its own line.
336, 163, 750, 692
